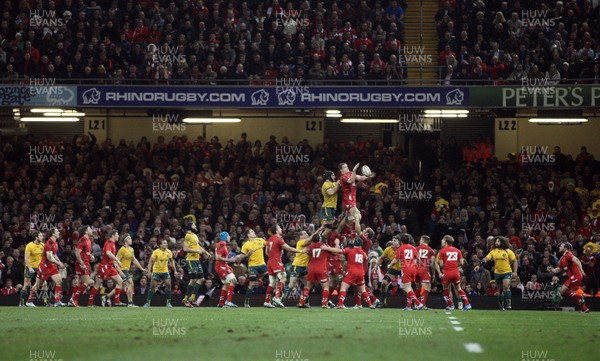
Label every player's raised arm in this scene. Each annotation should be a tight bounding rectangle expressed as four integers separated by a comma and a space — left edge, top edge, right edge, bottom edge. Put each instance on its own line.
321, 244, 343, 254
283, 243, 306, 254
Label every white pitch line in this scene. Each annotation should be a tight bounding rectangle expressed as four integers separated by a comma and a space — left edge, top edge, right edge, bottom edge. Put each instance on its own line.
453, 326, 464, 332
450, 320, 461, 325
464, 343, 483, 353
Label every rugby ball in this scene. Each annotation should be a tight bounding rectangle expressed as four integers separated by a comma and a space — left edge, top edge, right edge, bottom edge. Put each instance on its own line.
361, 165, 372, 176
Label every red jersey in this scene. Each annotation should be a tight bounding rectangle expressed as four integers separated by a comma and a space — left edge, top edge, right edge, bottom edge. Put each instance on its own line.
327, 231, 341, 261
215, 241, 229, 267
78, 236, 92, 263
416, 245, 436, 269
41, 238, 58, 265
360, 235, 373, 254
342, 247, 368, 274
558, 251, 584, 280
340, 171, 357, 207
101, 239, 116, 266
395, 244, 418, 269
266, 235, 286, 263
438, 246, 463, 273
307, 242, 329, 273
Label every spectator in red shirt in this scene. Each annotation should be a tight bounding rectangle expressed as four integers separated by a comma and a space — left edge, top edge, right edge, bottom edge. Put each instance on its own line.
1, 278, 18, 295
487, 280, 499, 296
128, 19, 150, 44
438, 43, 456, 65
486, 55, 506, 80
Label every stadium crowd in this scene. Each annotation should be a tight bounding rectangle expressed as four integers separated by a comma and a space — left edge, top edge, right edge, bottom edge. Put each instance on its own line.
0, 0, 597, 85
437, 0, 600, 84
0, 131, 599, 306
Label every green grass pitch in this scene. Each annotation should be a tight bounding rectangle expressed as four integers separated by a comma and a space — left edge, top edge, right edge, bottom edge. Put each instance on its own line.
3, 307, 599, 361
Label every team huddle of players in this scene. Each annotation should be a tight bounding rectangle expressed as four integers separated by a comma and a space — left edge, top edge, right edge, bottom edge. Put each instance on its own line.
18, 162, 590, 312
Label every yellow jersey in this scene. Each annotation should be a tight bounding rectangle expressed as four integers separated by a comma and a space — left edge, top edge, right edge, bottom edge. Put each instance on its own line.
151, 248, 173, 273
184, 232, 201, 261
321, 181, 338, 208
117, 246, 134, 271
382, 246, 401, 271
25, 241, 45, 268
292, 239, 309, 267
484, 248, 516, 275
241, 238, 267, 267
584, 241, 597, 254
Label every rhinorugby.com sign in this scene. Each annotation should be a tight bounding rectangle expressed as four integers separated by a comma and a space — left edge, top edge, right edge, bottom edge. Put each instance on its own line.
76, 86, 468, 108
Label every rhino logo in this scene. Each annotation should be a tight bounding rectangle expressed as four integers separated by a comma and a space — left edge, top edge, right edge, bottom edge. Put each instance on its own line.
82, 88, 101, 105
47, 87, 74, 105
276, 87, 296, 106
446, 88, 464, 105
251, 89, 269, 105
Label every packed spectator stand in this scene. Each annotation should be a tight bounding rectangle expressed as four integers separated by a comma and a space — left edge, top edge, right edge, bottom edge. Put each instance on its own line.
0, 133, 599, 301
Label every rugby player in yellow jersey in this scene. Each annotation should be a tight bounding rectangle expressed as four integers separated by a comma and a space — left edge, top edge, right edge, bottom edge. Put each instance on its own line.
182, 222, 213, 308
475, 236, 517, 310
320, 171, 340, 227
22, 231, 46, 307
372, 238, 400, 306
241, 228, 268, 308
144, 239, 176, 307
106, 234, 145, 307
283, 230, 310, 302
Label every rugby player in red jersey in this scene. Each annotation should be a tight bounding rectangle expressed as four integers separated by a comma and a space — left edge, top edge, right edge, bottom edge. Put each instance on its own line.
436, 235, 471, 311
388, 234, 423, 310
37, 228, 67, 306
214, 232, 253, 308
325, 219, 346, 307
69, 226, 95, 307
265, 225, 305, 308
355, 228, 380, 308
322, 238, 374, 309
95, 230, 125, 306
549, 242, 589, 313
415, 235, 436, 309
299, 233, 331, 308
338, 162, 375, 233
